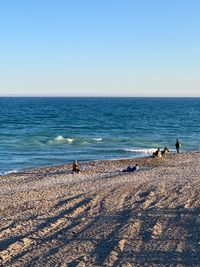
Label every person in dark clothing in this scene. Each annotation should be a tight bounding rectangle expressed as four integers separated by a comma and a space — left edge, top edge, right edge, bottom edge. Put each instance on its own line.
72, 160, 81, 173
175, 139, 181, 153
122, 164, 139, 172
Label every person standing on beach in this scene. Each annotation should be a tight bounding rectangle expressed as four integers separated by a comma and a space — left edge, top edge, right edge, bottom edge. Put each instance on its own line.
175, 139, 181, 153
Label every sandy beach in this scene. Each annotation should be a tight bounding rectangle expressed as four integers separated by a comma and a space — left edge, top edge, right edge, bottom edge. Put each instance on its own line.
0, 152, 200, 266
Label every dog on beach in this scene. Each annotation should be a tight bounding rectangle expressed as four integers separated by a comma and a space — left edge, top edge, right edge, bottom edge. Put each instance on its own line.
152, 147, 169, 158
161, 146, 169, 156
153, 148, 162, 158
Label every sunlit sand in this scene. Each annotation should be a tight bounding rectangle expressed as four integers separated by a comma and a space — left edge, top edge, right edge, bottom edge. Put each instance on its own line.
0, 152, 200, 266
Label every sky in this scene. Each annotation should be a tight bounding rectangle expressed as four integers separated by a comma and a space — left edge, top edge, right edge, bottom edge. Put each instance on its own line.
0, 0, 200, 97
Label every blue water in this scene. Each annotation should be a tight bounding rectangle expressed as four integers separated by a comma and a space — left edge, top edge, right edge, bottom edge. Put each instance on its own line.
0, 97, 200, 174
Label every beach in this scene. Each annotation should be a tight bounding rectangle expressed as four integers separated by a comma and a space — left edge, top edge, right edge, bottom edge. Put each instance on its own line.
0, 152, 200, 266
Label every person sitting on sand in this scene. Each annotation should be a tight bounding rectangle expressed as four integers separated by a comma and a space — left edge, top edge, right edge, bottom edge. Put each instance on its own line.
122, 164, 139, 172
153, 148, 162, 158
72, 160, 81, 173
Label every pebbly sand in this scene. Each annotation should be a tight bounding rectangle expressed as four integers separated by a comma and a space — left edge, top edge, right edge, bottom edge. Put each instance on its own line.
0, 152, 200, 266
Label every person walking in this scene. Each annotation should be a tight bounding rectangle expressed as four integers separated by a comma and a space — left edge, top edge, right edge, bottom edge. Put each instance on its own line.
175, 139, 181, 153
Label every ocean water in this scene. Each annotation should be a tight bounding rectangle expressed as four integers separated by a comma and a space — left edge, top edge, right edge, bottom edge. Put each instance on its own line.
0, 97, 200, 174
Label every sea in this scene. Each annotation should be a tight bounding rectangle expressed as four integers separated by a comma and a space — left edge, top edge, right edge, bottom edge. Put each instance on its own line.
0, 97, 200, 175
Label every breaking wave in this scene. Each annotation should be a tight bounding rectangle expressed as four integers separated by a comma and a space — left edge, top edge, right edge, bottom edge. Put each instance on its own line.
49, 136, 103, 144
93, 138, 102, 141
55, 135, 64, 141
124, 148, 157, 154
49, 136, 74, 144
66, 138, 74, 143
0, 169, 18, 176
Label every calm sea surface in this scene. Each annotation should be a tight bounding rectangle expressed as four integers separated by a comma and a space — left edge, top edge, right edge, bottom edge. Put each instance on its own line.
0, 97, 200, 174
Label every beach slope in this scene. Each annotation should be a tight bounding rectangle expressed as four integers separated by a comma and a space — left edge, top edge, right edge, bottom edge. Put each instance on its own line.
0, 152, 200, 266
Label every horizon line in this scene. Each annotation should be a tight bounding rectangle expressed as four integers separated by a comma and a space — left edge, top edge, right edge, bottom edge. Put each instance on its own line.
0, 95, 200, 98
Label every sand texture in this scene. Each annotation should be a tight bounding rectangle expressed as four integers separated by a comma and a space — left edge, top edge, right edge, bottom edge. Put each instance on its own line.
0, 152, 200, 266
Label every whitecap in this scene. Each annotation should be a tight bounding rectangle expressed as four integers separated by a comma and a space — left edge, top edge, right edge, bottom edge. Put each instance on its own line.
55, 135, 64, 141
67, 138, 74, 143
48, 135, 65, 144
93, 138, 102, 141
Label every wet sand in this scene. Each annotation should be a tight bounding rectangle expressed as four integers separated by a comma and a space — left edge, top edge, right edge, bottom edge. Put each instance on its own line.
0, 152, 200, 266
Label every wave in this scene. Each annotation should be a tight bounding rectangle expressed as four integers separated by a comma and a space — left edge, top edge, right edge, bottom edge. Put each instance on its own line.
49, 135, 103, 145
93, 138, 102, 141
0, 169, 18, 176
124, 148, 176, 154
49, 136, 74, 144
55, 135, 64, 141
66, 138, 74, 143
124, 148, 157, 154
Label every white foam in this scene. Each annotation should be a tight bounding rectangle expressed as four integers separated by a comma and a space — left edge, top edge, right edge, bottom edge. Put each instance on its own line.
0, 169, 18, 176
124, 148, 157, 154
55, 135, 64, 141
67, 138, 74, 143
49, 136, 74, 144
93, 138, 102, 141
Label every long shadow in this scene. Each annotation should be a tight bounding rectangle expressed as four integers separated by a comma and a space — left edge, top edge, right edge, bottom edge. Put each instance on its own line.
126, 249, 200, 266
12, 210, 132, 266
0, 221, 16, 232
0, 215, 40, 251
34, 197, 92, 232
5, 205, 200, 266
7, 210, 85, 266
121, 207, 200, 266
0, 235, 25, 251
0, 197, 91, 254
32, 209, 133, 266
52, 193, 84, 210
91, 209, 132, 265
19, 219, 82, 266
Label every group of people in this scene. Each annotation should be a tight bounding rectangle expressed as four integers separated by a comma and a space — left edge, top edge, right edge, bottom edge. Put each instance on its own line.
72, 160, 139, 174
153, 139, 181, 158
71, 139, 181, 174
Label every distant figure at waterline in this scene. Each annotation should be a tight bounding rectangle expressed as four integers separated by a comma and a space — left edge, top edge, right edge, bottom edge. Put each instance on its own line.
175, 139, 181, 153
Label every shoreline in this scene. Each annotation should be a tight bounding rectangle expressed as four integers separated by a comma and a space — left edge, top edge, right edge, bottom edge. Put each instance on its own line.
0, 147, 199, 177
0, 151, 200, 266
0, 150, 190, 177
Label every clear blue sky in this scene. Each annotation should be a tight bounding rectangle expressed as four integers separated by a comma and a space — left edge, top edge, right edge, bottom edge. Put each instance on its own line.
0, 0, 200, 96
